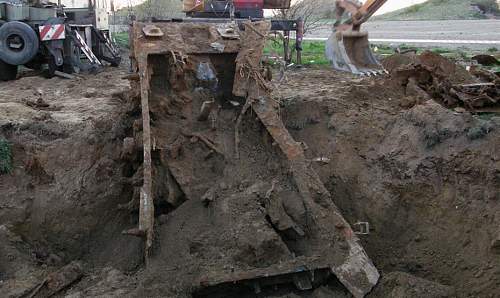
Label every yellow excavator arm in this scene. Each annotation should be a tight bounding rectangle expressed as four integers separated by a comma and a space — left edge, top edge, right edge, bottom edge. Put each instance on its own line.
335, 0, 389, 30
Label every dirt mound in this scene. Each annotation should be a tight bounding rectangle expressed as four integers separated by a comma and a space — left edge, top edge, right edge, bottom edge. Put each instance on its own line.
382, 51, 499, 110
278, 68, 500, 297
382, 51, 474, 84
0, 68, 143, 297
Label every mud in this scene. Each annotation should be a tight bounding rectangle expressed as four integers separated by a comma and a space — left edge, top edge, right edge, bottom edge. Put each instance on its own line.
1, 42, 499, 298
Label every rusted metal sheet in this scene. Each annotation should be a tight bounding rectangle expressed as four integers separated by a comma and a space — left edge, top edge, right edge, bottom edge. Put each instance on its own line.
138, 55, 154, 263
197, 258, 332, 295
132, 22, 241, 56
27, 262, 83, 298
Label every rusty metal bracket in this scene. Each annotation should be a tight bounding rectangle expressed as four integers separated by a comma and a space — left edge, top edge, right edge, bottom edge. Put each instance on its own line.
353, 222, 370, 235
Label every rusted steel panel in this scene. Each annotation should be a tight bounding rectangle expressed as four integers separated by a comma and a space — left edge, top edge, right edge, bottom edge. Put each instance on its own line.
132, 22, 241, 57
138, 56, 154, 264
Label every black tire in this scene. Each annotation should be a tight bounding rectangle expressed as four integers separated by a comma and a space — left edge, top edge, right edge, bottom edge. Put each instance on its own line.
0, 59, 18, 81
0, 21, 39, 66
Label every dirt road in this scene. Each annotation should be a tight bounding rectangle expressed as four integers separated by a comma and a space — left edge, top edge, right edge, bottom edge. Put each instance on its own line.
308, 19, 500, 49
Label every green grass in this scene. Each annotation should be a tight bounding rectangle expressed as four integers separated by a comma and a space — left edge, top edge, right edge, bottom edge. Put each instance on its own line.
374, 0, 500, 21
264, 40, 330, 65
113, 32, 130, 49
0, 137, 12, 175
371, 43, 492, 60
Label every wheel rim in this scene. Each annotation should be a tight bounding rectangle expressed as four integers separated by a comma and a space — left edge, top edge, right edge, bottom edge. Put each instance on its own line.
6, 34, 25, 52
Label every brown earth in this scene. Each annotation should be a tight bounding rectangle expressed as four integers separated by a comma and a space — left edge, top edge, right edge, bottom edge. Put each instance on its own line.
0, 55, 499, 297
0, 67, 144, 297
277, 68, 500, 297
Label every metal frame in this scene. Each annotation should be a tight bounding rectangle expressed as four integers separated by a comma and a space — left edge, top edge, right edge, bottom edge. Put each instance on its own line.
149, 17, 305, 64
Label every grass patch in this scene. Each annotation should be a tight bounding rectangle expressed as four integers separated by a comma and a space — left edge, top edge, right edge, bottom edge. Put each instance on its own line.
371, 43, 487, 61
113, 32, 130, 49
264, 40, 330, 65
0, 137, 13, 175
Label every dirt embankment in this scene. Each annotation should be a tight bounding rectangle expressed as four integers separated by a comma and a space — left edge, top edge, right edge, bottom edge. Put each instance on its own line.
0, 53, 499, 298
278, 66, 500, 297
0, 69, 143, 296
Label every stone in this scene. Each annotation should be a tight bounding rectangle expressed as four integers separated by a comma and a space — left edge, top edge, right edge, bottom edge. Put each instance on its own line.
491, 232, 500, 254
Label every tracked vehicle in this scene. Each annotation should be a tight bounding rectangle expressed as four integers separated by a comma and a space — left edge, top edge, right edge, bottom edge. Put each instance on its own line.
126, 16, 380, 298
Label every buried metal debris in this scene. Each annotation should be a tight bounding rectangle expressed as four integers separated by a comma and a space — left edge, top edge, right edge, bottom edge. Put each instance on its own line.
26, 262, 83, 298
129, 19, 379, 297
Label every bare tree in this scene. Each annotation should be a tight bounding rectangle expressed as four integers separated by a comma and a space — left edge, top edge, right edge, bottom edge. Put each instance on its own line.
271, 0, 330, 62
273, 0, 328, 34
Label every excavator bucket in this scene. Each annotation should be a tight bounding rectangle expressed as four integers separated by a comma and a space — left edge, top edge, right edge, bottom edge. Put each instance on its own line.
325, 30, 386, 76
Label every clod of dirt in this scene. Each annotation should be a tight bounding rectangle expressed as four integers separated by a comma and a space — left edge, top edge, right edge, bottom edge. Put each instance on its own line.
84, 88, 98, 98
383, 51, 474, 84
469, 65, 499, 82
491, 232, 500, 254
472, 54, 500, 66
